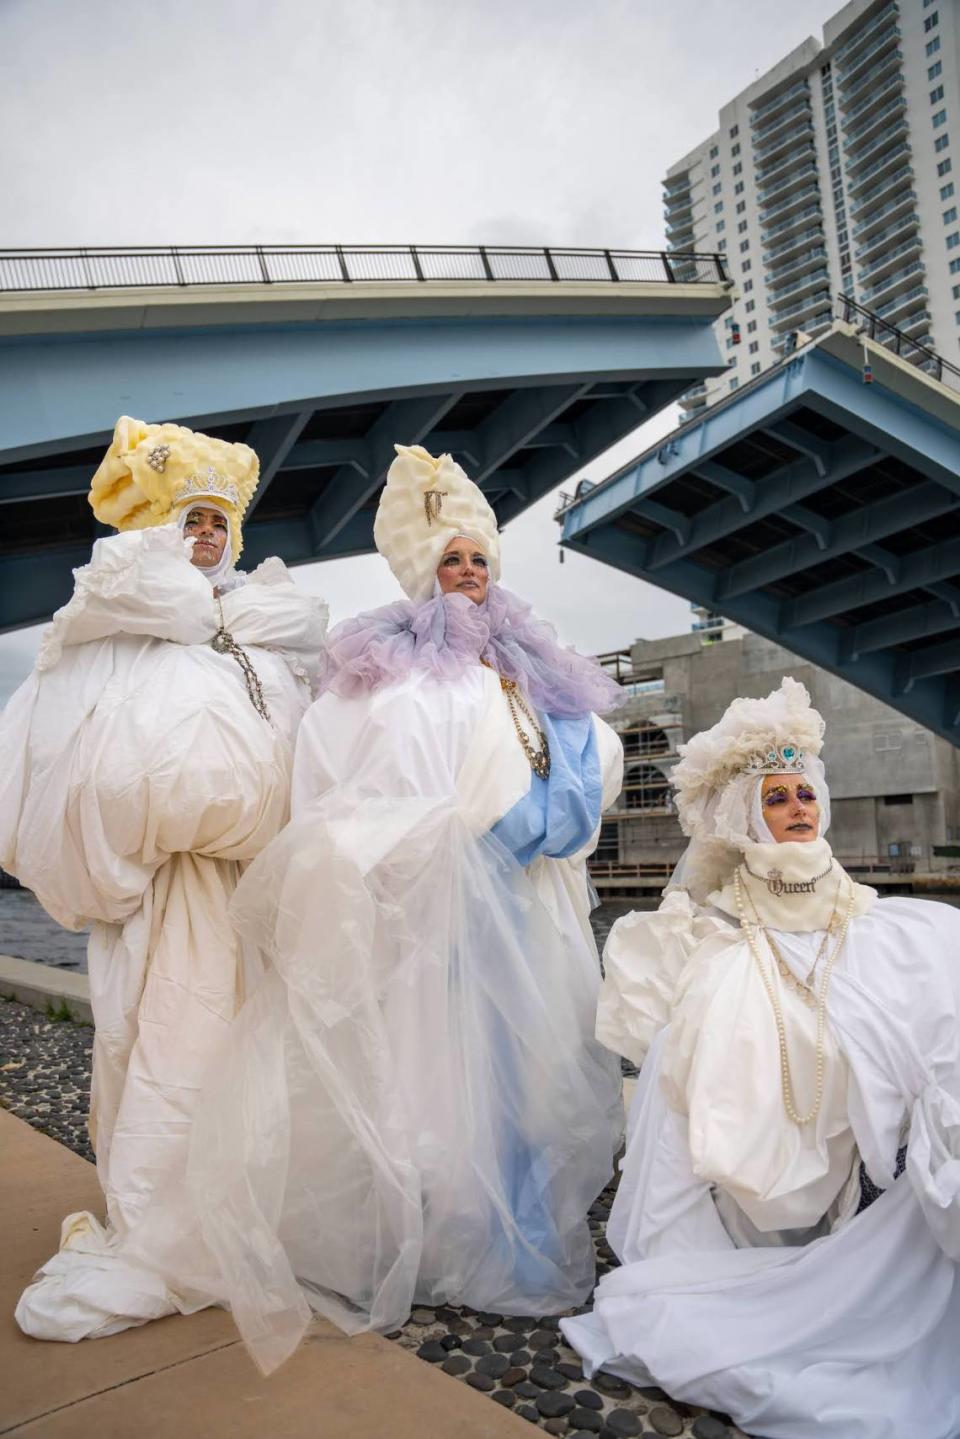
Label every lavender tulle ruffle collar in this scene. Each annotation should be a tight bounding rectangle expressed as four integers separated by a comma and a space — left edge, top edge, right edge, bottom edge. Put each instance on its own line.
321, 585, 623, 718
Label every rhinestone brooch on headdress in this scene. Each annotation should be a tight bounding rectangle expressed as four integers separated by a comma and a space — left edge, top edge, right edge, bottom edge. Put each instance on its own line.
146, 444, 171, 473
744, 742, 805, 775
174, 466, 241, 509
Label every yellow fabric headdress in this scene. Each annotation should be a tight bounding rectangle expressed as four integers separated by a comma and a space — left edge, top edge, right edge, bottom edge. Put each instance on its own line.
373, 444, 501, 602
88, 416, 259, 563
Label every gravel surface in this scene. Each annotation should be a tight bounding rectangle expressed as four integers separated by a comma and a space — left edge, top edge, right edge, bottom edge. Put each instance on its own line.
0, 898, 744, 1438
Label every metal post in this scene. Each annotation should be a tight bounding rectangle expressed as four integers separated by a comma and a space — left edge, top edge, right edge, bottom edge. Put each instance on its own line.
661, 251, 676, 283
479, 246, 494, 281
80, 248, 95, 292
335, 246, 351, 282
604, 249, 619, 281
409, 245, 424, 280
544, 248, 559, 281
255, 246, 270, 283
171, 247, 186, 287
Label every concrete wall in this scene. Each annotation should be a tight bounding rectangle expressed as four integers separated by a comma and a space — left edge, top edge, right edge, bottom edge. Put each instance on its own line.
609, 629, 960, 867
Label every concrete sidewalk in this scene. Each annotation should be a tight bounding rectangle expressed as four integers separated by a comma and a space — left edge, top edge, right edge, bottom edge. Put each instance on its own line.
0, 955, 92, 1025
0, 1109, 527, 1439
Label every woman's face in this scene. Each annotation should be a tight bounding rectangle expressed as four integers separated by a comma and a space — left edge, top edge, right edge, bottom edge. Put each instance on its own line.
183, 506, 229, 569
436, 538, 489, 604
760, 773, 820, 843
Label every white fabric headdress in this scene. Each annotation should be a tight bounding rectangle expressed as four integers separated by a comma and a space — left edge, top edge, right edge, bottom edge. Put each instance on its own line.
668, 677, 828, 902
373, 444, 501, 602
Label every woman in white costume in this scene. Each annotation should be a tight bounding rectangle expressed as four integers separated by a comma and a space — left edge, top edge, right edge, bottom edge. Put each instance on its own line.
561, 679, 960, 1439
1, 417, 328, 1343
174, 443, 626, 1373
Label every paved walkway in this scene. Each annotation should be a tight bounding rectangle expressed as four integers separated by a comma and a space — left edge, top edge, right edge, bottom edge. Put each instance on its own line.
0, 1109, 528, 1439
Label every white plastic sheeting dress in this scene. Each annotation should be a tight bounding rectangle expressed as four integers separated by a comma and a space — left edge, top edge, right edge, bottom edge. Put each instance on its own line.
165, 663, 624, 1374
0, 526, 326, 1342
562, 888, 960, 1439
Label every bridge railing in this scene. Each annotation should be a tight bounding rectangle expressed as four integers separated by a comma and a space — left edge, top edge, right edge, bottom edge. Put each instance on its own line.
835, 292, 960, 390
0, 244, 730, 293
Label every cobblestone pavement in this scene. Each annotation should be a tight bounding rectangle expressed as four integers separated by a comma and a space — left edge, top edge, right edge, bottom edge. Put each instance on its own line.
0, 899, 744, 1438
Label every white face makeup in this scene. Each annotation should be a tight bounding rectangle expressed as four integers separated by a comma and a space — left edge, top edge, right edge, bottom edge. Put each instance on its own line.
182, 506, 229, 569
436, 537, 490, 605
760, 773, 821, 843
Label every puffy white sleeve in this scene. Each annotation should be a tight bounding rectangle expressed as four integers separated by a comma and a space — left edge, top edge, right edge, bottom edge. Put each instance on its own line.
595, 889, 727, 1066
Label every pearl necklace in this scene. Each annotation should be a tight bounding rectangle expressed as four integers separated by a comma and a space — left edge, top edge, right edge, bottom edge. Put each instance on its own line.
733, 867, 855, 1127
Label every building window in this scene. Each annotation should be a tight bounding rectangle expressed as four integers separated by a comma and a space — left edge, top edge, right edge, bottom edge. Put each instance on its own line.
939, 158, 953, 177
747, 320, 757, 333
729, 377, 739, 390
955, 310, 960, 323
715, 200, 724, 212
732, 142, 741, 156
730, 124, 739, 138
945, 206, 958, 224
947, 232, 960, 250
737, 219, 748, 232
950, 257, 960, 273
739, 240, 750, 253
941, 182, 955, 200
718, 238, 727, 249
749, 341, 759, 354
743, 261, 752, 274
936, 134, 950, 152
751, 361, 762, 375
736, 200, 746, 214
717, 219, 725, 231
709, 145, 719, 159
744, 277, 753, 290
735, 181, 744, 195
929, 60, 943, 80
745, 299, 756, 312
733, 161, 742, 176
927, 35, 941, 56
924, 10, 939, 30
711, 163, 720, 178
933, 110, 947, 128
726, 338, 736, 350
931, 85, 945, 104
713, 182, 722, 195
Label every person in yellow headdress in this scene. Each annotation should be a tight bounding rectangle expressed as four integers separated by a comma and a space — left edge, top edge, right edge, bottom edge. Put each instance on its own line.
0, 416, 328, 1343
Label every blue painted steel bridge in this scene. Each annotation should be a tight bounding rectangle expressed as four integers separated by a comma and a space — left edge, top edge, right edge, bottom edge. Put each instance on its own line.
0, 243, 731, 631
560, 317, 960, 747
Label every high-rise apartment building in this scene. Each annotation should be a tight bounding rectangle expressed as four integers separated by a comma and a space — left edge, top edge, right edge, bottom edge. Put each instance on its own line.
664, 0, 959, 414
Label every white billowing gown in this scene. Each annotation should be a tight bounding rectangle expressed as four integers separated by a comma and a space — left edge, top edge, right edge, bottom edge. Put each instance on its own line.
562, 872, 960, 1439
170, 659, 625, 1373
0, 526, 326, 1340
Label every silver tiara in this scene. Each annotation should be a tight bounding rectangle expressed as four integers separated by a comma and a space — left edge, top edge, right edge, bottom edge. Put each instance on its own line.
174, 466, 240, 508
744, 742, 805, 775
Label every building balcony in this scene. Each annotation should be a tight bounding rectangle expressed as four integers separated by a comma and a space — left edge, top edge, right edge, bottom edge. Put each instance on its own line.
664, 197, 694, 224
833, 0, 898, 63
663, 171, 691, 197
754, 143, 816, 193
751, 75, 810, 126
855, 209, 919, 263
847, 139, 911, 196
750, 97, 812, 152
841, 68, 904, 129
752, 114, 814, 168
765, 247, 828, 291
763, 224, 825, 268
836, 19, 900, 86
846, 122, 910, 180
679, 389, 709, 413
761, 202, 824, 246
857, 232, 922, 283
843, 93, 906, 153
874, 284, 928, 323
769, 287, 832, 329
768, 265, 830, 308
761, 181, 821, 224
758, 162, 819, 206
848, 164, 913, 220
860, 258, 925, 306
852, 186, 917, 239
666, 227, 697, 250
900, 310, 932, 338
837, 46, 903, 104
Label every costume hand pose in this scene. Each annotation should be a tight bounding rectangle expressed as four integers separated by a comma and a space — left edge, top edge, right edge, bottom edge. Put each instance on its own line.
1, 417, 328, 1343
562, 679, 960, 1439
173, 444, 626, 1373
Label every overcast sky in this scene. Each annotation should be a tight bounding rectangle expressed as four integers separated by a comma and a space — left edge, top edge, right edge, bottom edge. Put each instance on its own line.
0, 0, 842, 702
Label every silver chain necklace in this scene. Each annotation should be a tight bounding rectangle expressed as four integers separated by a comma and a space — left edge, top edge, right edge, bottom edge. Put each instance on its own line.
212, 597, 272, 725
741, 858, 834, 897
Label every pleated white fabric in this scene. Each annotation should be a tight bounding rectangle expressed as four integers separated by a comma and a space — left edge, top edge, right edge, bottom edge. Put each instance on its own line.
162, 666, 624, 1374
1, 527, 325, 1343
563, 896, 960, 1439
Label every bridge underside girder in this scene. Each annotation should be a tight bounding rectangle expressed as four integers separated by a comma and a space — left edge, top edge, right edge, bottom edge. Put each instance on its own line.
0, 310, 726, 630
561, 326, 960, 747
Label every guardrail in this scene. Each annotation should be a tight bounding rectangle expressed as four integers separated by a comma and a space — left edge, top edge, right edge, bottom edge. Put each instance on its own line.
0, 244, 730, 293
836, 292, 960, 388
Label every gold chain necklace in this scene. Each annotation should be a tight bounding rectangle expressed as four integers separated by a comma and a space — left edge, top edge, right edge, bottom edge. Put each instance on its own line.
734, 867, 855, 1126
212, 597, 272, 724
481, 661, 551, 779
